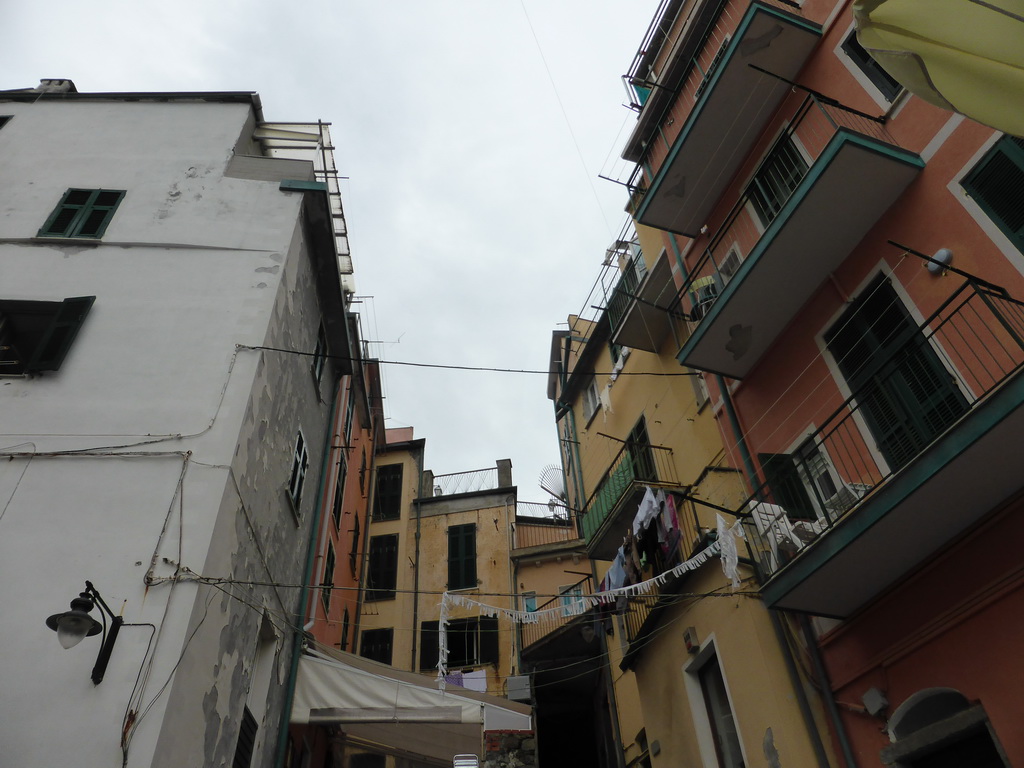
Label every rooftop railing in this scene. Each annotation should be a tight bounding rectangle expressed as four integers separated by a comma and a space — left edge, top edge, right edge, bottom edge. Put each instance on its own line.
430, 467, 499, 496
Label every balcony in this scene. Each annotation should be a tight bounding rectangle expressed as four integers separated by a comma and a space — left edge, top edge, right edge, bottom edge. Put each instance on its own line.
629, 0, 821, 236
740, 280, 1024, 616
519, 576, 596, 661
675, 93, 923, 379
607, 249, 678, 353
579, 442, 680, 560
512, 506, 580, 552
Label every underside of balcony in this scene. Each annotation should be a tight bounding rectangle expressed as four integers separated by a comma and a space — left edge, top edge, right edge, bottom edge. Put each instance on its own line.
678, 131, 923, 379
635, 3, 821, 236
610, 250, 678, 353
761, 366, 1024, 617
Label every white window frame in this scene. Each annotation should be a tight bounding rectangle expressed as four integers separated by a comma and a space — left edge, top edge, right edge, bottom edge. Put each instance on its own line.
288, 430, 310, 512
683, 637, 748, 768
582, 377, 601, 423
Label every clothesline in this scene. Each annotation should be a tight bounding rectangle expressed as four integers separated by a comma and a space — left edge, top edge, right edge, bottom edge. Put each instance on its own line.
435, 492, 745, 688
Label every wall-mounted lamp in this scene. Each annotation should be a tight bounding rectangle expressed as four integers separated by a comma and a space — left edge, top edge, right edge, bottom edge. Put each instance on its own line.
45, 581, 123, 684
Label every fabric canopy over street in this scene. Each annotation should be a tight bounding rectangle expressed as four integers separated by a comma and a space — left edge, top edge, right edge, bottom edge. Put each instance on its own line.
854, 0, 1024, 137
291, 649, 532, 765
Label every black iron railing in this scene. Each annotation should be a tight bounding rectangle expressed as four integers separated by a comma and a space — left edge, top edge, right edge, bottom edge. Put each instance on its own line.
519, 576, 595, 652
741, 279, 1024, 580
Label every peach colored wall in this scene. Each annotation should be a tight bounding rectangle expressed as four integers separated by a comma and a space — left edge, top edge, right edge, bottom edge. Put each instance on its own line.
819, 493, 1024, 764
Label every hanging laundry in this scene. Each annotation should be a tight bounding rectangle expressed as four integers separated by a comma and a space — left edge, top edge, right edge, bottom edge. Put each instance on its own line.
632, 486, 660, 535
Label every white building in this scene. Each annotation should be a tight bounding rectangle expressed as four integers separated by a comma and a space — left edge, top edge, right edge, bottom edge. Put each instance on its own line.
0, 79, 353, 768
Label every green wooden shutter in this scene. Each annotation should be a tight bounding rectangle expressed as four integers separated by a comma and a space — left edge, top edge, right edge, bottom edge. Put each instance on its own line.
26, 296, 95, 372
448, 524, 476, 590
759, 453, 816, 521
419, 620, 440, 671
231, 706, 258, 768
826, 276, 968, 471
963, 136, 1024, 253
373, 464, 403, 520
479, 616, 499, 665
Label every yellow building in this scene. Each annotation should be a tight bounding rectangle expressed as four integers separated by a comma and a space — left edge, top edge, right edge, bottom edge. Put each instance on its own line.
544, 222, 835, 768
357, 428, 520, 698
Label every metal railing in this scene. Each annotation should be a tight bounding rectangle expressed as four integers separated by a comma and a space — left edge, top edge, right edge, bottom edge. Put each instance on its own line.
512, 512, 580, 550
607, 252, 649, 333
741, 279, 1024, 581
579, 443, 679, 543
627, 0, 805, 169
672, 92, 900, 325
619, 493, 703, 643
519, 576, 595, 652
430, 467, 499, 496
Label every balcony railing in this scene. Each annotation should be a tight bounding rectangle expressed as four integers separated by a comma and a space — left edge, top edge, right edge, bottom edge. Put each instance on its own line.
579, 443, 679, 544
512, 510, 580, 551
675, 92, 896, 324
519, 576, 595, 653
607, 251, 648, 333
741, 279, 1024, 582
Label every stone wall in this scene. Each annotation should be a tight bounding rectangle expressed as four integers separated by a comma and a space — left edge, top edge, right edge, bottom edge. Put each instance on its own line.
484, 730, 537, 768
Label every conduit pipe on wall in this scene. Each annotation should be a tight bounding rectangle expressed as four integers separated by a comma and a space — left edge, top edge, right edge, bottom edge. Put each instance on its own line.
799, 614, 859, 768
275, 369, 342, 768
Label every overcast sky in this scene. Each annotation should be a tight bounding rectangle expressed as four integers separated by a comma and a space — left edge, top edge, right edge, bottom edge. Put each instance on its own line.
5, 0, 659, 504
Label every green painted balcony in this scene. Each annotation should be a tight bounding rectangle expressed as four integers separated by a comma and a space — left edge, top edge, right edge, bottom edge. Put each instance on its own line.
579, 442, 680, 560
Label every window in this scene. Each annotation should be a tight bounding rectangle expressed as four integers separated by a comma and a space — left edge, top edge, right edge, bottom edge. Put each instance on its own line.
962, 135, 1024, 253
372, 463, 403, 520
288, 432, 309, 508
582, 377, 600, 422
747, 134, 808, 226
695, 36, 730, 100
558, 584, 584, 611
448, 523, 477, 590
340, 608, 350, 651
718, 249, 742, 285
697, 653, 744, 768
321, 543, 335, 614
331, 457, 347, 529
419, 616, 499, 671
690, 368, 710, 409
825, 274, 968, 471
359, 628, 393, 665
366, 534, 398, 600
0, 116, 11, 130
522, 591, 537, 612
231, 705, 258, 768
0, 296, 95, 374
627, 416, 657, 482
38, 188, 125, 239
842, 30, 902, 103
348, 515, 361, 575
311, 322, 327, 387
350, 753, 386, 768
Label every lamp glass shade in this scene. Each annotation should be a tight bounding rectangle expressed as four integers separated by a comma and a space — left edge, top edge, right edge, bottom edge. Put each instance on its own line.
55, 611, 99, 649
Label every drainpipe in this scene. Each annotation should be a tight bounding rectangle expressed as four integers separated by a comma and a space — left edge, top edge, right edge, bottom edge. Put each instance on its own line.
275, 371, 342, 768
353, 398, 382, 641
668, 234, 759, 486
798, 614, 859, 768
767, 611, 832, 767
409, 445, 425, 671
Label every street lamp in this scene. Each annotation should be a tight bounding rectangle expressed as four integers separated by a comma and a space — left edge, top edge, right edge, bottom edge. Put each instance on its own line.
45, 581, 123, 684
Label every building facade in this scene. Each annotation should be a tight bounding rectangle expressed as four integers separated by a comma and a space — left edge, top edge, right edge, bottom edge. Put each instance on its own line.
0, 80, 354, 768
619, 0, 1024, 764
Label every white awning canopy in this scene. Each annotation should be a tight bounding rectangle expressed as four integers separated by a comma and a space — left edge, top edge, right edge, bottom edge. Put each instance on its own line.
291, 650, 532, 765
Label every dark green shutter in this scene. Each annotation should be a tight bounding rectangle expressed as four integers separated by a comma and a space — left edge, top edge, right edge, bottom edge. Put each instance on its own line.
825, 276, 967, 470
231, 706, 258, 768
448, 524, 476, 590
38, 189, 124, 238
367, 535, 397, 600
479, 616, 499, 665
373, 464, 403, 520
419, 620, 440, 671
963, 136, 1024, 252
759, 453, 816, 521
26, 296, 95, 372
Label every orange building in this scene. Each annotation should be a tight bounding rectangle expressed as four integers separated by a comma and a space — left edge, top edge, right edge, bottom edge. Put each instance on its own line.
621, 0, 1024, 764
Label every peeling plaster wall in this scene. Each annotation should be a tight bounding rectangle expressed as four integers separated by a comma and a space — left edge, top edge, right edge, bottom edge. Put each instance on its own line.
0, 97, 342, 768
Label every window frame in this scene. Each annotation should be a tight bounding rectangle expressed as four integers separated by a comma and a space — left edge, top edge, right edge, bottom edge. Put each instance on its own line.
372, 463, 403, 521
962, 135, 1024, 254
582, 377, 601, 423
419, 616, 499, 671
684, 641, 746, 768
311, 322, 328, 389
840, 30, 903, 104
288, 431, 310, 511
38, 188, 125, 239
746, 133, 809, 227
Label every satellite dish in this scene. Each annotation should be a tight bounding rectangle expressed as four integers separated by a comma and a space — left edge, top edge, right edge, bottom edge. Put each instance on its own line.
538, 464, 566, 501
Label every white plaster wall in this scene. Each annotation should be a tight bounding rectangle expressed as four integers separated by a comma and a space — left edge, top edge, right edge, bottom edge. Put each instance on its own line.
0, 97, 334, 768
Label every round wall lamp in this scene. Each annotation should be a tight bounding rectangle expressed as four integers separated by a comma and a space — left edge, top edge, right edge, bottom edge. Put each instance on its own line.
45, 581, 123, 684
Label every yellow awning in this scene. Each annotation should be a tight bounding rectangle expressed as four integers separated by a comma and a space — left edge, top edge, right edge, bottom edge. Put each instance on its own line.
854, 0, 1024, 137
